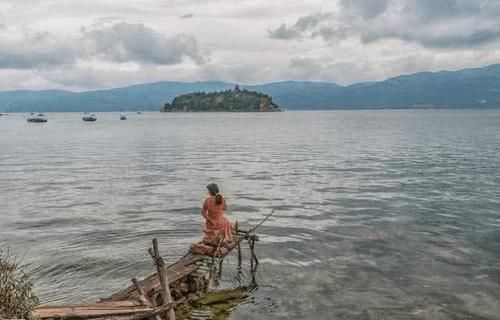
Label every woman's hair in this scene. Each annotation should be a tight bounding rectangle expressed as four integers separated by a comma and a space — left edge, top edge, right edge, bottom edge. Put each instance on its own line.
207, 183, 223, 205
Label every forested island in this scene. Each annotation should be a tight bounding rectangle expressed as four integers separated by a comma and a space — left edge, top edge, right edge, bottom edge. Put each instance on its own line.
160, 85, 280, 112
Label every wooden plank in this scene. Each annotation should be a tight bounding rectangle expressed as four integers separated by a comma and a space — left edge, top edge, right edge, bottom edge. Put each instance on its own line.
37, 301, 143, 309
35, 303, 154, 319
104, 254, 206, 302
35, 301, 177, 319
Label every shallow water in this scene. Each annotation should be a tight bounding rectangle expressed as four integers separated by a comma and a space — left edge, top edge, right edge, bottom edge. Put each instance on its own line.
1, 110, 499, 319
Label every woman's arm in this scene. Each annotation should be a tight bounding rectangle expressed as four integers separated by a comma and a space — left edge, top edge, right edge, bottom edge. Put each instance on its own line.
201, 198, 209, 219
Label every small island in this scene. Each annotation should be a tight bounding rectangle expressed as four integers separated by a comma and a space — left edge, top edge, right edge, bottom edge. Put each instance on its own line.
161, 85, 280, 112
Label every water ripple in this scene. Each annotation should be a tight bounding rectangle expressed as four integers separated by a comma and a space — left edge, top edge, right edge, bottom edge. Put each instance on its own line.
1, 110, 500, 319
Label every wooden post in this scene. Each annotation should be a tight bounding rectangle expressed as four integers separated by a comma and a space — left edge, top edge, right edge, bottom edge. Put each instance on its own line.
251, 239, 259, 267
236, 221, 242, 268
247, 237, 259, 273
149, 238, 176, 320
237, 241, 242, 268
217, 258, 224, 279
248, 238, 254, 272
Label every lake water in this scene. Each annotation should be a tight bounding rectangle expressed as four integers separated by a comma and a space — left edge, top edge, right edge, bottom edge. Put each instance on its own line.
1, 110, 499, 319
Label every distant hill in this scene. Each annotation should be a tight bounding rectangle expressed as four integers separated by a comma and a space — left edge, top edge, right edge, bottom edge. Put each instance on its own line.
0, 81, 234, 113
1, 64, 500, 112
161, 86, 280, 112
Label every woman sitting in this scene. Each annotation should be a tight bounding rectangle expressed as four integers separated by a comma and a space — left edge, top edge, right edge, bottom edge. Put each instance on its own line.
201, 183, 234, 244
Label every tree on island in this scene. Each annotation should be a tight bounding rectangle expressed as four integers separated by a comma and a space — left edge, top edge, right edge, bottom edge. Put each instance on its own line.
161, 86, 280, 112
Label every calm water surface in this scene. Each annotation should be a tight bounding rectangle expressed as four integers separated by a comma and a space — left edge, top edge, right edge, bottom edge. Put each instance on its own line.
1, 110, 499, 319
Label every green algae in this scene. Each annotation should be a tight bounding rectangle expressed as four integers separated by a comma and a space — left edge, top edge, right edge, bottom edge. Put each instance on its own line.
178, 287, 251, 320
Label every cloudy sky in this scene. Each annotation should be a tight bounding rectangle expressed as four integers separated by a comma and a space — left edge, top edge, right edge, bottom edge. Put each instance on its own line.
1, 0, 500, 91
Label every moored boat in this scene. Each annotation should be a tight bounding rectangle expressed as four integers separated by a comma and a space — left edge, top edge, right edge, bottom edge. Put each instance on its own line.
82, 113, 97, 121
27, 113, 47, 123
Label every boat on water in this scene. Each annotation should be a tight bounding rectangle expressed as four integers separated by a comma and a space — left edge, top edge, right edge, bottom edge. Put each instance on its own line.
82, 113, 97, 121
120, 114, 127, 120
27, 113, 48, 123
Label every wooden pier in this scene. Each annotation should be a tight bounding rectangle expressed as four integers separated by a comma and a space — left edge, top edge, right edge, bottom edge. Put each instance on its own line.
34, 230, 261, 320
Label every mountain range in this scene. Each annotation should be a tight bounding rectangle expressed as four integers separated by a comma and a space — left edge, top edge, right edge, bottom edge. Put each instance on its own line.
1, 64, 499, 112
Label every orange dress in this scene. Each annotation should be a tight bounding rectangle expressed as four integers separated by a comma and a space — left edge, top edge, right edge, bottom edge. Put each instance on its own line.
201, 196, 234, 241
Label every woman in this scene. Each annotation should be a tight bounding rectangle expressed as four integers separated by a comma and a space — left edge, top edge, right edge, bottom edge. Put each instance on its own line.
201, 183, 234, 243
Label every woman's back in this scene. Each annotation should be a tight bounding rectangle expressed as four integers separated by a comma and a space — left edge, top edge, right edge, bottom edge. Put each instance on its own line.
203, 196, 227, 221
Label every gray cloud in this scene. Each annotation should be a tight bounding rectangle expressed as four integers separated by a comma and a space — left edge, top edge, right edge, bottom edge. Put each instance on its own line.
340, 0, 389, 19
268, 24, 301, 40
361, 23, 500, 48
0, 22, 206, 69
404, 0, 482, 21
0, 32, 76, 69
270, 0, 500, 48
269, 13, 335, 40
81, 22, 206, 64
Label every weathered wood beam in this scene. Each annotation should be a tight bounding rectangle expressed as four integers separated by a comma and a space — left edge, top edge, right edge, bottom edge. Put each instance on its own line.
149, 238, 176, 320
35, 301, 152, 319
35, 301, 178, 320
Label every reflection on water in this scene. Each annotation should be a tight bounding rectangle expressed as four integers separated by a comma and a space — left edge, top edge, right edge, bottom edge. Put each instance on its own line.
1, 110, 500, 319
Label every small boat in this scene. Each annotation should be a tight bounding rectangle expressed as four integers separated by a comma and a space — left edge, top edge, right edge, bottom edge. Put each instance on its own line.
136, 111, 142, 114
120, 114, 127, 120
82, 113, 97, 122
27, 113, 48, 123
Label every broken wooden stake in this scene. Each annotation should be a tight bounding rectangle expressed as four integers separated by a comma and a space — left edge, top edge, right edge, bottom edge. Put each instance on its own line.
132, 277, 161, 320
149, 238, 176, 320
131, 277, 151, 307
